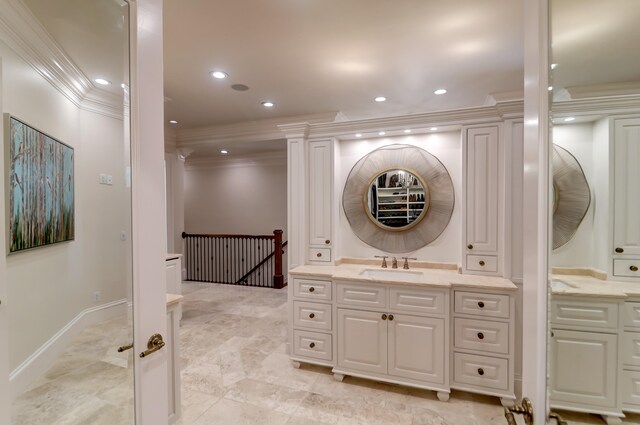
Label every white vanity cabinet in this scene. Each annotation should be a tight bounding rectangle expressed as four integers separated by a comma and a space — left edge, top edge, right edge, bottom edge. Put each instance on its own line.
308, 139, 333, 263
462, 125, 503, 276
451, 290, 515, 405
623, 300, 640, 413
334, 281, 450, 399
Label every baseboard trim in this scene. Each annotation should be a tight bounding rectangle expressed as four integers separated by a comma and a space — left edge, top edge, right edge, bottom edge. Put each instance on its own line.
9, 298, 128, 400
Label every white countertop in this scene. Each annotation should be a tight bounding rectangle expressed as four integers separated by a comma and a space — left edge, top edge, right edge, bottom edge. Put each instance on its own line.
551, 275, 640, 299
289, 264, 517, 291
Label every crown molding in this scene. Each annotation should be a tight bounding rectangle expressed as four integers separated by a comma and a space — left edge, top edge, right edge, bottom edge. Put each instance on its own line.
280, 100, 524, 140
175, 112, 339, 148
0, 0, 123, 119
566, 81, 640, 99
551, 95, 640, 117
184, 150, 287, 170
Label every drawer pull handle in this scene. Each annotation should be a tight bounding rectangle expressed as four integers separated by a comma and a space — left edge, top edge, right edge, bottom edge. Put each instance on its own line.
631, 265, 639, 272
477, 368, 485, 376
388, 314, 394, 321
477, 332, 485, 340
478, 301, 485, 308
325, 239, 331, 245
309, 287, 315, 293
309, 342, 315, 348
316, 253, 322, 258
309, 313, 315, 319
479, 260, 485, 266
467, 244, 473, 250
615, 247, 624, 253
381, 314, 388, 320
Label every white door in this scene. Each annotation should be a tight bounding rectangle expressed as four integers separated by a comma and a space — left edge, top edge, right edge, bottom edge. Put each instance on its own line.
613, 118, 640, 256
130, 0, 170, 423
337, 308, 387, 374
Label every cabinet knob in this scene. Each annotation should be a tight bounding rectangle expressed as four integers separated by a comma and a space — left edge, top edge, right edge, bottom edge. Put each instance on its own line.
479, 260, 485, 267
325, 240, 331, 245
477, 368, 485, 376
477, 332, 484, 340
615, 247, 624, 253
309, 313, 315, 319
631, 265, 639, 272
381, 314, 388, 320
309, 342, 315, 348
316, 252, 322, 258
467, 244, 473, 250
388, 314, 394, 321
478, 301, 485, 308
309, 287, 315, 293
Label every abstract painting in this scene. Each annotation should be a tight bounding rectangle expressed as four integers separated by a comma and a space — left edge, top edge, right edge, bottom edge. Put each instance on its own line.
5, 115, 74, 253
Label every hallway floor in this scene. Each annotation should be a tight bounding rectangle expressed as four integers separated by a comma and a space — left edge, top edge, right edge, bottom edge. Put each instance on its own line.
177, 282, 640, 425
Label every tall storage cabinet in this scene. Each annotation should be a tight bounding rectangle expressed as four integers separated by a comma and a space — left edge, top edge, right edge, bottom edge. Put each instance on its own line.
308, 139, 333, 263
463, 125, 503, 276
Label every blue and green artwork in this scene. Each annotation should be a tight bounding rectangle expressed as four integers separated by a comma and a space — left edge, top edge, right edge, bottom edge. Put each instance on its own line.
8, 116, 74, 252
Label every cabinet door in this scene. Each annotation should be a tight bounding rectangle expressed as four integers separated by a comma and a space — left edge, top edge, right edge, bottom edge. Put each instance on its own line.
613, 118, 640, 256
549, 329, 617, 408
165, 258, 181, 294
465, 126, 499, 253
388, 314, 445, 384
337, 308, 387, 374
308, 140, 333, 247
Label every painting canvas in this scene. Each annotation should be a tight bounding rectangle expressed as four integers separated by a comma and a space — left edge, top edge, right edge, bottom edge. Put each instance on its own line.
5, 115, 74, 253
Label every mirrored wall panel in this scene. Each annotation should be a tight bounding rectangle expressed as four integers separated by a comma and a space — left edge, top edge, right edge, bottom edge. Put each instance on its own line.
1, 0, 134, 423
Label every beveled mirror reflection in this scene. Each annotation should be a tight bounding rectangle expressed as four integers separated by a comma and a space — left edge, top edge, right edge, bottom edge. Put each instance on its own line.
365, 169, 429, 230
3, 0, 134, 423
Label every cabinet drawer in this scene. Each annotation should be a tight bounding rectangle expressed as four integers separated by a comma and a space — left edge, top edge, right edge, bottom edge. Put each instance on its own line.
309, 247, 331, 262
336, 283, 387, 309
624, 331, 640, 367
453, 352, 509, 391
389, 287, 446, 316
614, 259, 640, 278
293, 278, 332, 301
454, 291, 510, 319
454, 318, 509, 354
293, 330, 332, 361
625, 302, 640, 329
293, 301, 332, 331
466, 255, 498, 273
622, 371, 640, 407
550, 299, 618, 330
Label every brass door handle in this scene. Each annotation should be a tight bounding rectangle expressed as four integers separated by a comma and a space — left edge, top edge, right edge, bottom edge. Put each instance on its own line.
504, 398, 534, 425
117, 342, 134, 352
139, 333, 165, 358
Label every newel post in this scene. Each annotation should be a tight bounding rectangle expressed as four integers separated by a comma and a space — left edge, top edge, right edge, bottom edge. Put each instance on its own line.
273, 229, 284, 289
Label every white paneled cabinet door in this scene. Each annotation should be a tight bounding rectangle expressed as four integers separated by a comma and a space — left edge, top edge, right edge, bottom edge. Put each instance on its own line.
613, 118, 640, 256
388, 314, 445, 384
308, 140, 333, 249
465, 126, 499, 254
549, 329, 617, 408
337, 309, 387, 374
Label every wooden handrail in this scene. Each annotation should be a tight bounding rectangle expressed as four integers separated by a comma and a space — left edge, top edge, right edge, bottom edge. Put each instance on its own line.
236, 240, 288, 287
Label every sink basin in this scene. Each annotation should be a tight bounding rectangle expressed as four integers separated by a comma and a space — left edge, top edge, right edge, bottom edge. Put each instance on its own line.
550, 279, 575, 290
359, 269, 423, 282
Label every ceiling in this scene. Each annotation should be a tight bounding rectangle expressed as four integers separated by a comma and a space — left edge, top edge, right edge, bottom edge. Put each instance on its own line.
163, 0, 525, 129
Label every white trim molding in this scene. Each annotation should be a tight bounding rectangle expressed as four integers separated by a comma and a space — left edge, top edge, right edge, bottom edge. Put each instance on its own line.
552, 94, 640, 118
9, 299, 128, 400
185, 150, 287, 170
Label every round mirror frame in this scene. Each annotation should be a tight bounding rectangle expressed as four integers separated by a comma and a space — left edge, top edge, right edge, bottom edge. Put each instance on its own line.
343, 144, 455, 253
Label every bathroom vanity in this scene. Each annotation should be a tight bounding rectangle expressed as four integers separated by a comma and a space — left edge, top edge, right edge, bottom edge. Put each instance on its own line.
289, 263, 517, 405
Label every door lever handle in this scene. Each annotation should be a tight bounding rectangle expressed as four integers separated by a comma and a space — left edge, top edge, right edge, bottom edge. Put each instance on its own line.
504, 398, 534, 425
139, 333, 165, 358
117, 342, 134, 352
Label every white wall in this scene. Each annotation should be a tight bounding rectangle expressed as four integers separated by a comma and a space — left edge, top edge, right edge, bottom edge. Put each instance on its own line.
184, 151, 287, 238
337, 132, 462, 262
0, 39, 130, 371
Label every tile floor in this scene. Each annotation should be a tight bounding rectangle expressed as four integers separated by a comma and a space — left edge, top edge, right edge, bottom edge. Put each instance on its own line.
11, 282, 640, 424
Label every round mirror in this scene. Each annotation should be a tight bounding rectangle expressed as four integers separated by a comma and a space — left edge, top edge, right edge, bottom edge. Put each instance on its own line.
365, 169, 430, 230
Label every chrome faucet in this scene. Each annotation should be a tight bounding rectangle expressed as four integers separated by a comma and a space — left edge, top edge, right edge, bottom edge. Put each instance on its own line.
374, 255, 388, 268
401, 257, 417, 269
391, 257, 398, 269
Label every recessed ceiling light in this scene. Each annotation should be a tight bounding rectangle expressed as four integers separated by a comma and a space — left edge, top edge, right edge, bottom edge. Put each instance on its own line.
551, 63, 558, 70
548, 86, 553, 91
169, 120, 178, 124
210, 71, 228, 79
404, 129, 411, 133
95, 78, 111, 85
374, 96, 387, 102
564, 117, 575, 122
378, 131, 386, 136
430, 127, 438, 131
434, 89, 447, 95
355, 133, 362, 138
220, 150, 228, 154
261, 101, 275, 107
